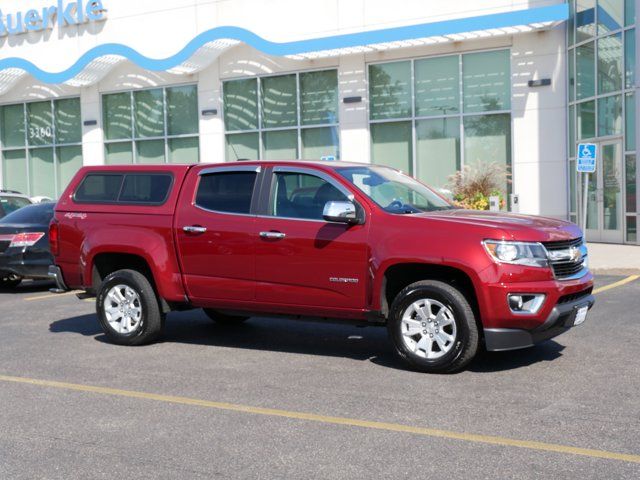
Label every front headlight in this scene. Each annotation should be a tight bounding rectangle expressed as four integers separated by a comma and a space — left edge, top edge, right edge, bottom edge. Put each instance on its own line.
483, 240, 549, 268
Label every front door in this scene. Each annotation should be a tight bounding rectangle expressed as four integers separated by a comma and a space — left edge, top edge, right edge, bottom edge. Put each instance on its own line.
253, 167, 369, 314
585, 140, 624, 243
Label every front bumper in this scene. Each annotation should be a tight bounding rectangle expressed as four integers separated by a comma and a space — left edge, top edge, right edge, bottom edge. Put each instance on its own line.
484, 293, 595, 351
48, 265, 69, 292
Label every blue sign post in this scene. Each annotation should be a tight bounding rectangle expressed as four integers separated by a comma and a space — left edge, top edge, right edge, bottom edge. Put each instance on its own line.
577, 143, 597, 236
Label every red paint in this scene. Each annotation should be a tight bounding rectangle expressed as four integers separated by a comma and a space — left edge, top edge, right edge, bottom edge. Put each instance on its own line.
52, 161, 593, 333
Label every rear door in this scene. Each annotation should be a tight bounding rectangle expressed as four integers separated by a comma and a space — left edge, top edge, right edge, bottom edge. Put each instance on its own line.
175, 165, 261, 302
253, 166, 369, 312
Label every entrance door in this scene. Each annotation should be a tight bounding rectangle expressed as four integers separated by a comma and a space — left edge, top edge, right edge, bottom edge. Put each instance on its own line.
585, 140, 624, 243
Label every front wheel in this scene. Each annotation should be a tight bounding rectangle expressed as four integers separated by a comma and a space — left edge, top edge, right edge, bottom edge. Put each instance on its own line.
0, 273, 22, 289
96, 269, 164, 346
387, 280, 479, 374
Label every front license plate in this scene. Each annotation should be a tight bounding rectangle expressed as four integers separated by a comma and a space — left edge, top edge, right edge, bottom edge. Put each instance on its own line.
574, 306, 589, 326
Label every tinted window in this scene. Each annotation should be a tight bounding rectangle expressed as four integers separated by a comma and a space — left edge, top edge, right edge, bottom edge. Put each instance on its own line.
75, 173, 173, 204
75, 174, 123, 202
0, 196, 32, 217
0, 202, 54, 225
119, 175, 172, 204
271, 172, 347, 220
195, 171, 257, 214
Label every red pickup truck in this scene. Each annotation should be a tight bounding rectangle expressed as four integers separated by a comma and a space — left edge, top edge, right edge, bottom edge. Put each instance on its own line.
49, 161, 594, 373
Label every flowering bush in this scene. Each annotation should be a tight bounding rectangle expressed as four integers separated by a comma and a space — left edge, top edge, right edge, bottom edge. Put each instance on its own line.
448, 163, 510, 211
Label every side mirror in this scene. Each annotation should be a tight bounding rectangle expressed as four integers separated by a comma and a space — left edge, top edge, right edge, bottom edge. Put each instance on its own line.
323, 201, 358, 224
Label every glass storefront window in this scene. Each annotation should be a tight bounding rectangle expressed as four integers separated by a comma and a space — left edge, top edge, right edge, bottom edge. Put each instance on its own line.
262, 129, 298, 159
576, 42, 595, 99
261, 74, 297, 128
463, 114, 512, 194
625, 0, 635, 26
300, 70, 338, 125
415, 56, 459, 117
301, 127, 339, 159
462, 50, 510, 113
577, 100, 596, 139
627, 216, 637, 242
225, 132, 259, 161
370, 122, 412, 173
626, 93, 635, 151
626, 154, 636, 213
369, 61, 412, 120
223, 78, 258, 131
625, 29, 635, 89
0, 104, 25, 148
416, 117, 460, 190
1, 98, 82, 197
597, 33, 623, 94
598, 94, 622, 136
224, 70, 339, 160
576, 0, 596, 42
598, 0, 624, 34
103, 85, 199, 164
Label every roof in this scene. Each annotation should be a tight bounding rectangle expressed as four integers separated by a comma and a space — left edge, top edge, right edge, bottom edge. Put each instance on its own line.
0, 4, 569, 95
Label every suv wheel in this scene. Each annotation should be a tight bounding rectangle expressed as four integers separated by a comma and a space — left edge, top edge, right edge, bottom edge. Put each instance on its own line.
96, 269, 164, 346
388, 280, 479, 373
0, 273, 22, 289
203, 309, 249, 325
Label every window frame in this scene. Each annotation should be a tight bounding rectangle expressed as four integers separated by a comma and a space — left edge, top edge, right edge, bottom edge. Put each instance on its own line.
193, 165, 262, 217
73, 172, 174, 206
222, 68, 340, 161
0, 96, 83, 198
366, 47, 513, 193
101, 83, 200, 165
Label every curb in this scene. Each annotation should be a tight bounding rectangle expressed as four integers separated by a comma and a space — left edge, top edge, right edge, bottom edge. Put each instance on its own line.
591, 268, 640, 276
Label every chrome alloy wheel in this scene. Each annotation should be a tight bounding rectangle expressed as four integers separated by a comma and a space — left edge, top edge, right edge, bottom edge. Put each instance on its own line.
400, 299, 457, 359
104, 284, 143, 334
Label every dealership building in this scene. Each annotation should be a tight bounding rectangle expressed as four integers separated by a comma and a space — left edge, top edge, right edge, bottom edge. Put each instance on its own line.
0, 0, 637, 243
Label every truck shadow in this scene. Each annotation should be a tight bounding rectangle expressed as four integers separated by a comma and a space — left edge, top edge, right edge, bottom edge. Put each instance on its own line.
49, 311, 565, 373
0, 280, 54, 296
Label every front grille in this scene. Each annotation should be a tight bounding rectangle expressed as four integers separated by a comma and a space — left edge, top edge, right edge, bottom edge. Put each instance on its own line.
543, 238, 586, 280
558, 287, 593, 304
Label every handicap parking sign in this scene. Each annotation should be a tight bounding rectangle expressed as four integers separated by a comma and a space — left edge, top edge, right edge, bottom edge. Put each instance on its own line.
576, 143, 597, 173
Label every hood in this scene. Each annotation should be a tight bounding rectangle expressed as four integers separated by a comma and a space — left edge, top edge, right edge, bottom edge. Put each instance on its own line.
417, 209, 582, 242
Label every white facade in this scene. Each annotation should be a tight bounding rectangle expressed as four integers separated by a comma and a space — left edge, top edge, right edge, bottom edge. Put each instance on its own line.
0, 0, 608, 225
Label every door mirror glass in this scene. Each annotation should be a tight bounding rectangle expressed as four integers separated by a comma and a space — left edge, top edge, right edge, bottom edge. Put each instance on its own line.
323, 201, 357, 223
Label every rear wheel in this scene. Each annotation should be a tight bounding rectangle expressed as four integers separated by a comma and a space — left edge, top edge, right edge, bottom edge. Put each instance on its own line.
203, 309, 249, 325
0, 273, 22, 289
387, 280, 479, 373
96, 269, 164, 346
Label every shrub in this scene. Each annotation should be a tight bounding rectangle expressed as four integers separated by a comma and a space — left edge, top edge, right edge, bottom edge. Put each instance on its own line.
448, 162, 511, 210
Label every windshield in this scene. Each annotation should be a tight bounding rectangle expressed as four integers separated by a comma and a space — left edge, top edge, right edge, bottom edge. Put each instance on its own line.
337, 166, 454, 214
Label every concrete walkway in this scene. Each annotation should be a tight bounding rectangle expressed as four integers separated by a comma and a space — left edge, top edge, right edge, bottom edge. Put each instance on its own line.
587, 243, 640, 274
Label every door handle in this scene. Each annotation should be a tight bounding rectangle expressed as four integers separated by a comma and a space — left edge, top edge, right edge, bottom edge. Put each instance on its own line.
183, 225, 207, 234
259, 231, 286, 239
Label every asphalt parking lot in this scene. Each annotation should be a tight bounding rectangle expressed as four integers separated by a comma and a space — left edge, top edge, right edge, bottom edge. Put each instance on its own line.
1, 275, 639, 479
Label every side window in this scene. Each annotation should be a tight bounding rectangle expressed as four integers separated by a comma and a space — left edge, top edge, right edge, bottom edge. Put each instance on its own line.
75, 174, 124, 202
270, 172, 347, 220
119, 175, 172, 204
195, 171, 257, 214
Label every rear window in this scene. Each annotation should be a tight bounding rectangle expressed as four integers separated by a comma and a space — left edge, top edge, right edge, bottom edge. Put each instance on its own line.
0, 196, 32, 217
74, 173, 173, 205
0, 203, 54, 225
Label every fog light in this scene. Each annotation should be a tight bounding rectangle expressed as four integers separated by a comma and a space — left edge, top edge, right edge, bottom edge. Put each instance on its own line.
508, 294, 545, 314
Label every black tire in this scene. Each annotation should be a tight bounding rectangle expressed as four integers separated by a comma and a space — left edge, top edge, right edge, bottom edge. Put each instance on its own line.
203, 309, 249, 325
387, 280, 479, 374
0, 273, 22, 289
96, 269, 164, 346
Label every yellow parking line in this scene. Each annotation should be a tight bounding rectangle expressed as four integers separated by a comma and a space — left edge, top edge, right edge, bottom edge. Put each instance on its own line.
593, 275, 639, 295
24, 291, 79, 301
0, 374, 638, 464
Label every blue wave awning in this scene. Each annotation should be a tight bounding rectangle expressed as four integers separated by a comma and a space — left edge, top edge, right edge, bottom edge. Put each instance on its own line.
0, 3, 568, 94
